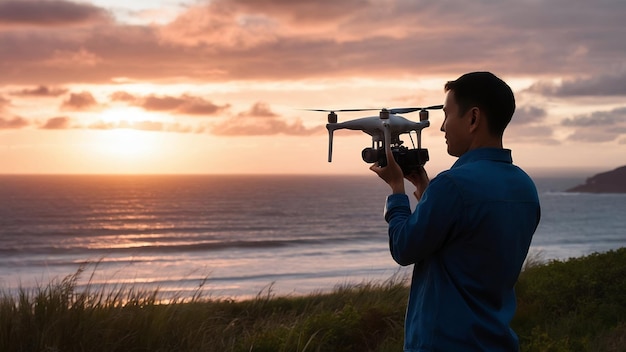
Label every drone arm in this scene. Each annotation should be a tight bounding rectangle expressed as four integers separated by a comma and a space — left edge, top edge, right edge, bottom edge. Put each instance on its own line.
383, 121, 392, 155
327, 128, 334, 162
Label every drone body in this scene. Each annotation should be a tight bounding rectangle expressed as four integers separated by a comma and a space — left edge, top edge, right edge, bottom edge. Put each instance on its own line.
309, 105, 442, 174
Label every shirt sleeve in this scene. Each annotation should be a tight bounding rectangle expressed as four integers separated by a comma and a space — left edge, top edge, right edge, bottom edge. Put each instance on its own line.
384, 174, 463, 266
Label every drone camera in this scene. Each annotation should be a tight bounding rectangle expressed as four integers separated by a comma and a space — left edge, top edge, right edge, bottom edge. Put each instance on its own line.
362, 146, 429, 175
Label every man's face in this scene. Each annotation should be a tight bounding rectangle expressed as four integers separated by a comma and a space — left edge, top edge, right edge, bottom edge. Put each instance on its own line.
441, 90, 472, 157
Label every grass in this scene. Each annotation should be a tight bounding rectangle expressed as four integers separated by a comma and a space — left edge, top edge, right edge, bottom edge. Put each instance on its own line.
1, 248, 625, 352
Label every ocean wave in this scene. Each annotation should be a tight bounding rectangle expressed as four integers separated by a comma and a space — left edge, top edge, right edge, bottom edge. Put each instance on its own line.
0, 235, 383, 256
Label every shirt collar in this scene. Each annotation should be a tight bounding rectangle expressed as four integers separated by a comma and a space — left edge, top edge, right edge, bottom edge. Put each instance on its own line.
451, 148, 513, 169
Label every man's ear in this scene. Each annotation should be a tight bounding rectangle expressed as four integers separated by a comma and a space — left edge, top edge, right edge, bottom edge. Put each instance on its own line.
468, 107, 482, 133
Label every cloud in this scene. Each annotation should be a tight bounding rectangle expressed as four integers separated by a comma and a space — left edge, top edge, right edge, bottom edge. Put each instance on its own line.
143, 95, 228, 115
0, 0, 112, 27
237, 102, 278, 118
111, 92, 230, 116
511, 106, 547, 125
118, 120, 164, 132
0, 116, 29, 129
562, 107, 626, 142
41, 116, 72, 129
211, 102, 324, 136
11, 85, 68, 97
566, 129, 622, 143
159, 0, 369, 47
1, 0, 625, 85
61, 91, 99, 110
562, 107, 626, 127
0, 95, 9, 109
88, 120, 194, 133
527, 73, 626, 97
505, 105, 559, 144
44, 47, 103, 68
225, 0, 368, 24
177, 98, 230, 115
110, 91, 136, 102
140, 95, 187, 111
505, 125, 559, 145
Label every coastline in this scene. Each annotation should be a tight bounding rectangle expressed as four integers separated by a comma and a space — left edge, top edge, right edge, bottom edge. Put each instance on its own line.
565, 165, 626, 193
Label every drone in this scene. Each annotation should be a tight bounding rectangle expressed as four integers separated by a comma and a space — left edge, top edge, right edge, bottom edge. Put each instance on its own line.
308, 105, 443, 175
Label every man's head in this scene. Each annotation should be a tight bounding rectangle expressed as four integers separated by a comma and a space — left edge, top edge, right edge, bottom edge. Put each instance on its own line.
441, 72, 515, 157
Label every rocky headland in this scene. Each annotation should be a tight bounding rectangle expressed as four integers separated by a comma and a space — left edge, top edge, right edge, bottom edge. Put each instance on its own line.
566, 165, 626, 193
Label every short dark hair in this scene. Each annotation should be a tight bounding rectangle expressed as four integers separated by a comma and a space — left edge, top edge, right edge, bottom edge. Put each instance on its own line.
444, 72, 515, 136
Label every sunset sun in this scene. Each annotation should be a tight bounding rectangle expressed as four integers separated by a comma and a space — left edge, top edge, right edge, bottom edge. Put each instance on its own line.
94, 107, 164, 158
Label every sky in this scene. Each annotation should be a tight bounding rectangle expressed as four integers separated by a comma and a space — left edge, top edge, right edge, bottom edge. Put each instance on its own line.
1, 0, 625, 176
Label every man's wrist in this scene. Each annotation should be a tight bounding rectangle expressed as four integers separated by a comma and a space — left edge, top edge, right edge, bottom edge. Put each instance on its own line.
390, 181, 405, 194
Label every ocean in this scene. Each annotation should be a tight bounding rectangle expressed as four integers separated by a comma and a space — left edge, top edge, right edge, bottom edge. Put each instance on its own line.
1, 174, 625, 301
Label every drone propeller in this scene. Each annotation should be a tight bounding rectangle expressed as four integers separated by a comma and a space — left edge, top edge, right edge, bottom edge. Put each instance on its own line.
389, 105, 444, 114
304, 108, 379, 113
306, 106, 443, 123
304, 108, 379, 123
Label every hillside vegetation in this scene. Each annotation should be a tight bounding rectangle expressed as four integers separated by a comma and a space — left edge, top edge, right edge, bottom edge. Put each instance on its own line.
1, 248, 625, 351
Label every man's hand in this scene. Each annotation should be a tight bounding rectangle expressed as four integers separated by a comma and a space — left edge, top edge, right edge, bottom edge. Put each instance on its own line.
405, 167, 429, 201
369, 146, 405, 194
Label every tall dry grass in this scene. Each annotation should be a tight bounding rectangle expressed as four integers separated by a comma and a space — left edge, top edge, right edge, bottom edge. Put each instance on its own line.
2, 248, 625, 351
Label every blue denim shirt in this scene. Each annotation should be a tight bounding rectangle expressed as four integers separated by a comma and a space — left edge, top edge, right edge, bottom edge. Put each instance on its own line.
384, 148, 541, 352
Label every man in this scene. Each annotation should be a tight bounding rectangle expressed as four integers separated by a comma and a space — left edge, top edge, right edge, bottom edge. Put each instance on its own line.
370, 72, 541, 351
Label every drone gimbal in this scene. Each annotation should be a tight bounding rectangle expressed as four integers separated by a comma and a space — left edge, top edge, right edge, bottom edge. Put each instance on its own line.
309, 106, 443, 175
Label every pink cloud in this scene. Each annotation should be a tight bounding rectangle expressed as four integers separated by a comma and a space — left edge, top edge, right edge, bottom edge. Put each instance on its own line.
0, 95, 9, 109
41, 116, 72, 129
211, 102, 323, 136
0, 0, 623, 104
0, 116, 29, 129
88, 120, 194, 133
211, 117, 323, 136
61, 92, 99, 110
0, 0, 111, 27
11, 85, 68, 97
118, 120, 164, 131
110, 91, 137, 102
113, 92, 230, 116
45, 48, 103, 68
238, 102, 278, 118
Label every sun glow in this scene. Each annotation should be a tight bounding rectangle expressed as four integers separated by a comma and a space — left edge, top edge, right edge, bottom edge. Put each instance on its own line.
99, 128, 160, 157
98, 106, 156, 124
94, 107, 164, 158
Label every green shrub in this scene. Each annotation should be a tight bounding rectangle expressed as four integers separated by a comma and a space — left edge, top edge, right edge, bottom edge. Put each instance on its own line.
514, 248, 626, 352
